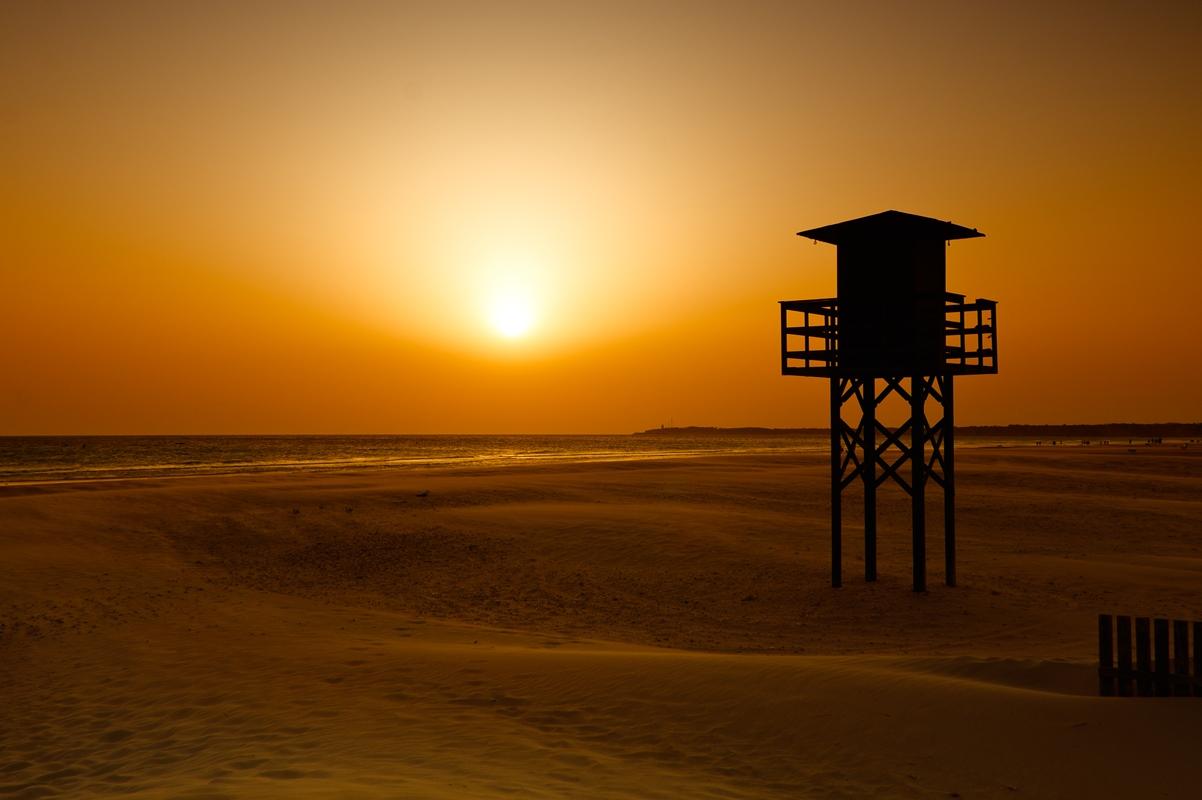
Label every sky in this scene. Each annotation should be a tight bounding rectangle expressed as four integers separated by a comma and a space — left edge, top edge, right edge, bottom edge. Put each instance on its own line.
3, 0, 1201, 434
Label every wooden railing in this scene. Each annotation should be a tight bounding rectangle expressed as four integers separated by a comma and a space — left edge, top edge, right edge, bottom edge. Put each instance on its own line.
779, 293, 999, 376
944, 293, 998, 374
779, 298, 838, 376
1098, 614, 1202, 697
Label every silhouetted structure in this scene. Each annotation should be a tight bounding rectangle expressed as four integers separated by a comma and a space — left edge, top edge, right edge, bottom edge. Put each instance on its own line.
779, 210, 998, 591
1098, 614, 1202, 697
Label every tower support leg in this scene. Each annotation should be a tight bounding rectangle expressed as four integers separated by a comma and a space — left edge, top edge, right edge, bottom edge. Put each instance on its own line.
911, 376, 926, 592
862, 378, 877, 582
830, 377, 842, 588
943, 376, 956, 587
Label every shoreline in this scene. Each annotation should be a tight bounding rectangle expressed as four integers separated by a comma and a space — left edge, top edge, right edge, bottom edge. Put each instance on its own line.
6, 435, 1192, 488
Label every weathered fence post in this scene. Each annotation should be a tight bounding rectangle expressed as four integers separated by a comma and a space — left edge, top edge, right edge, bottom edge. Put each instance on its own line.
1153, 618, 1171, 696
1116, 615, 1133, 696
1195, 621, 1202, 698
1135, 617, 1152, 696
1173, 619, 1190, 697
1098, 614, 1114, 696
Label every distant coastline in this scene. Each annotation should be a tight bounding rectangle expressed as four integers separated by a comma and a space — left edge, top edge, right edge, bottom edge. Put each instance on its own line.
634, 423, 1202, 438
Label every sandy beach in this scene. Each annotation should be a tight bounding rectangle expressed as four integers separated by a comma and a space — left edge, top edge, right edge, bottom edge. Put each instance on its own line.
2, 447, 1201, 798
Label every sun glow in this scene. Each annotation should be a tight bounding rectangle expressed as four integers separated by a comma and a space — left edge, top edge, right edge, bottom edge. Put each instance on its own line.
489, 287, 536, 339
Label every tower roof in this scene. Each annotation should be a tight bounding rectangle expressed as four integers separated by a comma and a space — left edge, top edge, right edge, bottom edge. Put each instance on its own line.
797, 210, 984, 245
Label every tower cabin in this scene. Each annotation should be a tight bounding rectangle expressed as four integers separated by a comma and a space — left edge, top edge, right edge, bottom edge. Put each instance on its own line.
816, 210, 979, 375
781, 209, 996, 378
779, 210, 998, 592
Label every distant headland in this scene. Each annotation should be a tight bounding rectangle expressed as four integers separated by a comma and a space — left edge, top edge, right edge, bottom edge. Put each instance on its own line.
634, 423, 1202, 438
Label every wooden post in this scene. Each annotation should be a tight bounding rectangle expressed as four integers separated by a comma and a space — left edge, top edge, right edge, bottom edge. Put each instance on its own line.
803, 309, 809, 370
943, 375, 956, 587
830, 377, 842, 589
1194, 621, 1202, 697
1173, 619, 1190, 697
1135, 617, 1152, 696
1116, 615, 1133, 697
1098, 614, 1114, 696
863, 378, 877, 582
910, 376, 926, 592
1154, 618, 1171, 696
779, 303, 788, 374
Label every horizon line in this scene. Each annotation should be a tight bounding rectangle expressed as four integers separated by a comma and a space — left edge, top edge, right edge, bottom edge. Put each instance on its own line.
3, 422, 1201, 438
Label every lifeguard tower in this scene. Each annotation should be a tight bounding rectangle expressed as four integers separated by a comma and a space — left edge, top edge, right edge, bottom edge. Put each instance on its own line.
779, 210, 998, 591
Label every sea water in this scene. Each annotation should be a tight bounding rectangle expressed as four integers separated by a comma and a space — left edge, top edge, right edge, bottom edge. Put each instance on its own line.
0, 431, 1052, 485
0, 433, 835, 485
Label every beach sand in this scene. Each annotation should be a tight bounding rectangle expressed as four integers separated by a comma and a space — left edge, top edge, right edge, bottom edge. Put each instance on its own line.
2, 447, 1201, 798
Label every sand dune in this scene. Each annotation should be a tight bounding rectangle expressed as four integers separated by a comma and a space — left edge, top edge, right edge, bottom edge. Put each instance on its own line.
2, 448, 1201, 797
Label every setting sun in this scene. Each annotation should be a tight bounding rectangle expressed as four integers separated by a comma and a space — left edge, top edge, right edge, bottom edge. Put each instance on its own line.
488, 287, 536, 339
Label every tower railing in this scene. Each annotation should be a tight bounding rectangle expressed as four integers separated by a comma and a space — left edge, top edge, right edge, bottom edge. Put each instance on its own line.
943, 293, 998, 374
780, 293, 998, 376
779, 297, 839, 376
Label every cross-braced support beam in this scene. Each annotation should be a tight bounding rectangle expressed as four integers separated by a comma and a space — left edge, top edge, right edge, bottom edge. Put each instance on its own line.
829, 375, 956, 591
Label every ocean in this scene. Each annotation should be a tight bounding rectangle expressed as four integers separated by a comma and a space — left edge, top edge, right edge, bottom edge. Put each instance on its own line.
0, 433, 825, 485
0, 432, 1047, 485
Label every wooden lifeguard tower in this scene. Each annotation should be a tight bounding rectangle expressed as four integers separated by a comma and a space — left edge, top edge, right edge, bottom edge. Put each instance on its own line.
779, 210, 998, 591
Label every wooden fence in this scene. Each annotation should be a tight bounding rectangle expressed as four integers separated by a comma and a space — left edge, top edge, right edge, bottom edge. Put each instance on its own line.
1098, 614, 1202, 697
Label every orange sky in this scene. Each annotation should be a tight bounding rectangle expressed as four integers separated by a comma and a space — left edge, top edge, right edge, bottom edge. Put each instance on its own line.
3, 1, 1201, 434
